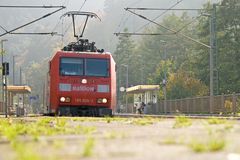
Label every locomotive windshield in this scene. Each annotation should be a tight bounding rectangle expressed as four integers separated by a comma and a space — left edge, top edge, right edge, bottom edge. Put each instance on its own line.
85, 58, 109, 77
60, 58, 84, 76
60, 57, 109, 77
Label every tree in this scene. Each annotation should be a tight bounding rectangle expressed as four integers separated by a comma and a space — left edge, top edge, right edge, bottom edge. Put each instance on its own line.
114, 28, 136, 104
166, 70, 208, 99
25, 58, 49, 113
189, 0, 240, 94
135, 13, 197, 85
217, 0, 240, 93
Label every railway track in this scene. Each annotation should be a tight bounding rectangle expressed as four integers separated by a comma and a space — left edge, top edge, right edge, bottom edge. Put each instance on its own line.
1, 113, 240, 120
114, 113, 240, 120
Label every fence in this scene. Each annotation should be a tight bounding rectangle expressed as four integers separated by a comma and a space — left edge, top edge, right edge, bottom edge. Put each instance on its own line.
126, 93, 240, 115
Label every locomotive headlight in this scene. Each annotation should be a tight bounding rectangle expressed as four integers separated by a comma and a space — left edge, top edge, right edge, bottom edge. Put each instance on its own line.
102, 98, 107, 103
60, 97, 71, 103
60, 97, 66, 102
97, 98, 102, 103
97, 98, 108, 104
65, 97, 71, 103
82, 79, 87, 84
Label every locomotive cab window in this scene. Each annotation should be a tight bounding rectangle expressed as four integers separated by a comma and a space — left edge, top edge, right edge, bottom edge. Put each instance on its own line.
60, 58, 83, 76
85, 58, 109, 77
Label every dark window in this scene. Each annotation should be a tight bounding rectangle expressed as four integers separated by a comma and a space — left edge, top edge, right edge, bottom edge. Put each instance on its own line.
85, 58, 109, 77
60, 58, 83, 76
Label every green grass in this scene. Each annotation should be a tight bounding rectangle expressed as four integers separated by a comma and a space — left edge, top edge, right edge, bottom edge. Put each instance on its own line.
130, 117, 160, 126
12, 141, 42, 160
189, 136, 226, 153
104, 131, 127, 139
207, 118, 226, 125
82, 137, 95, 157
173, 116, 192, 128
0, 117, 98, 159
208, 137, 226, 151
189, 140, 207, 152
162, 137, 177, 145
224, 123, 234, 130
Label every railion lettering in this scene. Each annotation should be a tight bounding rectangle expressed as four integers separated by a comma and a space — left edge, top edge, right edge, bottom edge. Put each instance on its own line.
72, 85, 95, 92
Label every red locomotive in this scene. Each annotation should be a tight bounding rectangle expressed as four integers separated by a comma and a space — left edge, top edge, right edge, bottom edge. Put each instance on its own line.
46, 39, 116, 116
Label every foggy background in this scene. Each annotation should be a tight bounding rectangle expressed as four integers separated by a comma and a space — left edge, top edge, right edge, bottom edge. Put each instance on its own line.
0, 0, 220, 84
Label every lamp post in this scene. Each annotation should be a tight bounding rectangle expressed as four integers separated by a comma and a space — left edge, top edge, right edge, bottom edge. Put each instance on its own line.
1, 39, 8, 117
12, 55, 18, 85
20, 66, 22, 85
121, 64, 128, 113
160, 40, 167, 114
136, 54, 143, 85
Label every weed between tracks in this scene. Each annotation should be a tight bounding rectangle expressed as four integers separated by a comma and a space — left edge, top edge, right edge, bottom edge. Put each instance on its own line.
0, 116, 159, 159
173, 116, 192, 128
82, 137, 95, 157
0, 117, 97, 160
159, 116, 232, 153
189, 137, 226, 152
189, 126, 227, 153
207, 117, 227, 125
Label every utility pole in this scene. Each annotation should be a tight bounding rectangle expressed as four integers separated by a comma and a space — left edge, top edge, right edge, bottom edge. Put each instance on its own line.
212, 4, 218, 95
209, 4, 218, 113
126, 65, 128, 112
3, 62, 8, 118
121, 64, 128, 113
1, 39, 7, 117
160, 40, 167, 114
12, 55, 17, 85
20, 67, 22, 85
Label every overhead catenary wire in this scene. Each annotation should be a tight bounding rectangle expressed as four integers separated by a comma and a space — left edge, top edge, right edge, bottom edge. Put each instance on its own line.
9, 32, 59, 36
174, 13, 206, 34
114, 11, 129, 33
76, 0, 89, 37
0, 5, 65, 8
50, 0, 70, 34
0, 25, 8, 32
123, 8, 211, 48
125, 8, 207, 11
117, 12, 205, 36
0, 6, 66, 37
134, 0, 184, 33
114, 0, 143, 34
62, 0, 87, 37
115, 33, 174, 36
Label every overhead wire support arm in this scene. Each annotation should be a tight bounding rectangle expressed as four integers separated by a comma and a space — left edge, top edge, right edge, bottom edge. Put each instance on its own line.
126, 7, 208, 11
125, 8, 211, 49
0, 6, 65, 37
9, 32, 59, 36
134, 0, 184, 33
0, 5, 65, 8
114, 33, 174, 36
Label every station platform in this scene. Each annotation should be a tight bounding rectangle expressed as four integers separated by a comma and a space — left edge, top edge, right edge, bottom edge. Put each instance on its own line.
0, 85, 31, 115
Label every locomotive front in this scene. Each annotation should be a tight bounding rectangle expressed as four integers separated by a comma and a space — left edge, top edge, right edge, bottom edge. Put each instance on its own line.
47, 39, 116, 116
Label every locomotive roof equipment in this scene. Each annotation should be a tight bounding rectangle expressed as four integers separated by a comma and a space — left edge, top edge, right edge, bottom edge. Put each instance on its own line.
61, 11, 101, 39
61, 11, 103, 53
